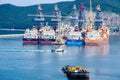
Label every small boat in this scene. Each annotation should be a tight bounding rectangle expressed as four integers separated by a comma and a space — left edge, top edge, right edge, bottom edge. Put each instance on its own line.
51, 48, 64, 52
51, 46, 64, 52
61, 65, 89, 78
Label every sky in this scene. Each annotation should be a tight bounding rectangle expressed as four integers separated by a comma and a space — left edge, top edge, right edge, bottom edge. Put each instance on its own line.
0, 0, 74, 6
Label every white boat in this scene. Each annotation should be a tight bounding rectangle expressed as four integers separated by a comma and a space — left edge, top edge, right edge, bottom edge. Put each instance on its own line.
51, 46, 64, 52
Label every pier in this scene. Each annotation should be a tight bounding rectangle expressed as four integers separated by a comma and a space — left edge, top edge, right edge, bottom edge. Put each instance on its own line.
0, 34, 24, 38
0, 28, 25, 31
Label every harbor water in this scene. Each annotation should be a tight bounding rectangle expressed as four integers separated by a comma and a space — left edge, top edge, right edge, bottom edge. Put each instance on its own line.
0, 31, 120, 80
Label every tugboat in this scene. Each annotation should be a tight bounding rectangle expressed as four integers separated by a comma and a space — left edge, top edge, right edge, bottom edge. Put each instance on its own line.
61, 65, 89, 78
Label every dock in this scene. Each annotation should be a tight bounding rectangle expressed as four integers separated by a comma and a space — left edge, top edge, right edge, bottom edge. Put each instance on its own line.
0, 34, 24, 38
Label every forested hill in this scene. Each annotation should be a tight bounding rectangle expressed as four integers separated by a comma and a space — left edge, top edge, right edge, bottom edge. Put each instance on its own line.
0, 0, 120, 29
75, 0, 120, 12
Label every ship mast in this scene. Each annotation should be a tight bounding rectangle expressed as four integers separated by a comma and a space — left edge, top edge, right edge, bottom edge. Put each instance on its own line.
34, 4, 45, 29
70, 4, 77, 27
94, 4, 103, 30
78, 3, 86, 31
51, 4, 61, 31
89, 0, 93, 31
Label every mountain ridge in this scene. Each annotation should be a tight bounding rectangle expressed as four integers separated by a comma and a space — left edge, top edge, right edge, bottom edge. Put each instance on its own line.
0, 0, 120, 29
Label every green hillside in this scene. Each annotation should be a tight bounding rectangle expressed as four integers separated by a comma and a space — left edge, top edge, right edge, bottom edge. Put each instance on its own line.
75, 0, 120, 12
0, 0, 120, 29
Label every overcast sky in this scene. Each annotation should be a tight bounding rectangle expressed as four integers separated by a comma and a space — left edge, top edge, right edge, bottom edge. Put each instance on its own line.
0, 0, 74, 6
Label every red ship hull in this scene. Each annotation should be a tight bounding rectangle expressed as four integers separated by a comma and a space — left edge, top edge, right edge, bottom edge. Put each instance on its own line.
39, 39, 55, 45
23, 38, 38, 44
39, 41, 54, 45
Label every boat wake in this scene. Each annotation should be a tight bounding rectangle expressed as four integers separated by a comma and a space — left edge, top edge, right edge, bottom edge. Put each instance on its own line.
0, 34, 24, 38
0, 48, 67, 53
0, 48, 52, 53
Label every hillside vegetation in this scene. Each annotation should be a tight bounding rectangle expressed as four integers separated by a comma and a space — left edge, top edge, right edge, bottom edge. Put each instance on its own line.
0, 0, 120, 29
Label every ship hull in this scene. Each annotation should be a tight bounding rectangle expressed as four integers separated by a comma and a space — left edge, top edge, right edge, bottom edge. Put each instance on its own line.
66, 39, 85, 46
23, 38, 38, 44
39, 39, 55, 45
85, 38, 109, 46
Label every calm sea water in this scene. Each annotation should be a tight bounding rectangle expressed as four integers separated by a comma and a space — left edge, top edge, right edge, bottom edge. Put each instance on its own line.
0, 31, 120, 80
0, 30, 24, 35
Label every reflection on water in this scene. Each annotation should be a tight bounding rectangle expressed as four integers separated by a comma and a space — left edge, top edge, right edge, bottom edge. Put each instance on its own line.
0, 35, 120, 80
67, 77, 89, 80
84, 43, 109, 57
